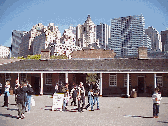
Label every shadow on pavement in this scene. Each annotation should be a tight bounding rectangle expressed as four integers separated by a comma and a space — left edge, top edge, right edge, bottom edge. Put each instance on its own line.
162, 103, 168, 104
131, 116, 153, 118
44, 109, 52, 111
45, 106, 52, 107
10, 104, 17, 106
7, 108, 18, 111
157, 121, 168, 123
0, 114, 18, 119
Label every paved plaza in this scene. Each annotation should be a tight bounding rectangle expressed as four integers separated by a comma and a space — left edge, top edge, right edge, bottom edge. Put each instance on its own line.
0, 95, 168, 126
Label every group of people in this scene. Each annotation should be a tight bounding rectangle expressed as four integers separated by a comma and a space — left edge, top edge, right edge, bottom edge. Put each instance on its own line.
2, 79, 34, 119
60, 81, 100, 112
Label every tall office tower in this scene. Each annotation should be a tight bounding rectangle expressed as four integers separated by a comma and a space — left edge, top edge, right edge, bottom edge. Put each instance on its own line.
11, 30, 27, 57
96, 23, 111, 50
19, 23, 61, 57
145, 26, 162, 52
76, 15, 98, 48
110, 14, 151, 57
76, 24, 82, 47
161, 30, 168, 52
19, 23, 45, 57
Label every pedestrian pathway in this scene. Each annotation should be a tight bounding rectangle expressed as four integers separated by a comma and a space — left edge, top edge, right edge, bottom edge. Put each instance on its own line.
0, 95, 168, 126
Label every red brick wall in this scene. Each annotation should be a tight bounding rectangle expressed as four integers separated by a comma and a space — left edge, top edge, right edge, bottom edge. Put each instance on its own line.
102, 73, 109, 89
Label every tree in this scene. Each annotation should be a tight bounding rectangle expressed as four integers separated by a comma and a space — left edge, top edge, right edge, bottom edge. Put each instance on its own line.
86, 73, 99, 84
50, 55, 68, 59
27, 54, 41, 60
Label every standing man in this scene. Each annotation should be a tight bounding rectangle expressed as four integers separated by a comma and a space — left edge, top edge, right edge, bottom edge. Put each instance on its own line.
23, 82, 28, 112
14, 79, 19, 101
26, 81, 33, 112
55, 83, 58, 93
85, 88, 94, 111
15, 82, 27, 119
0, 83, 2, 96
93, 82, 100, 110
70, 85, 77, 106
2, 81, 10, 107
78, 82, 85, 112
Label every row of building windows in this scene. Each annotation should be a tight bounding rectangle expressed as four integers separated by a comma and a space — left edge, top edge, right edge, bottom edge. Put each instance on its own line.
109, 74, 163, 87
4, 73, 163, 87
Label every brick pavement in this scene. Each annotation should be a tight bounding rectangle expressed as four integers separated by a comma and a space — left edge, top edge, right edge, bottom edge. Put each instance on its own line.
0, 95, 168, 126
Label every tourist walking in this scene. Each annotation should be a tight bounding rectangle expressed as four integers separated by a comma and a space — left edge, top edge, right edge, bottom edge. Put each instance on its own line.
93, 83, 100, 110
152, 87, 162, 118
0, 83, 2, 96
55, 83, 58, 93
26, 81, 34, 112
85, 89, 94, 111
70, 85, 77, 106
2, 81, 10, 107
15, 82, 27, 119
78, 82, 85, 112
14, 80, 20, 102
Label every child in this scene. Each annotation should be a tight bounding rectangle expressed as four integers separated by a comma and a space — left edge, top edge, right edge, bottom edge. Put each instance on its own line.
152, 87, 162, 118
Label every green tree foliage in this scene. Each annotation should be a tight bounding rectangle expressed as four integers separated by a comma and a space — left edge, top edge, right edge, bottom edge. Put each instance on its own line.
17, 56, 26, 60
86, 73, 99, 84
16, 54, 68, 60
27, 54, 41, 60
50, 55, 68, 59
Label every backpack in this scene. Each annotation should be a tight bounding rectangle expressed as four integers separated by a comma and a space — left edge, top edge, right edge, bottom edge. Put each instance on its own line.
27, 86, 34, 95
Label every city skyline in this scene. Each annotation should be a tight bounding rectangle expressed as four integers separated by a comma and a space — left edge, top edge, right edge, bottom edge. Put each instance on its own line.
0, 0, 168, 47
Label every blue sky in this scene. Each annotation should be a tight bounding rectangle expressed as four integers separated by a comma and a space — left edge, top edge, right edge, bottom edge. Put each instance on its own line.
0, 0, 168, 47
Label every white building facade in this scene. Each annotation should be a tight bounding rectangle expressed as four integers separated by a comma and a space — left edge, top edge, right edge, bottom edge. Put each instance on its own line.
110, 14, 151, 57
0, 46, 10, 58
76, 15, 99, 48
19, 23, 61, 57
60, 28, 76, 46
50, 43, 82, 57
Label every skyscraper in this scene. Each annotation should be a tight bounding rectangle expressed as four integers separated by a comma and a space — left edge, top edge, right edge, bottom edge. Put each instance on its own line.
110, 14, 151, 57
161, 30, 168, 52
145, 26, 162, 52
96, 23, 111, 50
11, 30, 27, 57
76, 15, 98, 48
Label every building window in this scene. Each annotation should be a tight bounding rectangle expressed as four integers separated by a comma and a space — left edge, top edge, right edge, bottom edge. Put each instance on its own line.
5, 73, 11, 82
45, 73, 52, 85
124, 74, 131, 87
109, 74, 117, 86
20, 73, 27, 82
156, 76, 162, 87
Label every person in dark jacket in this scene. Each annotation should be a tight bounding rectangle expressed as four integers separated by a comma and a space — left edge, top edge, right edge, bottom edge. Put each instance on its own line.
15, 82, 27, 119
70, 85, 77, 106
26, 81, 33, 112
93, 83, 100, 110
